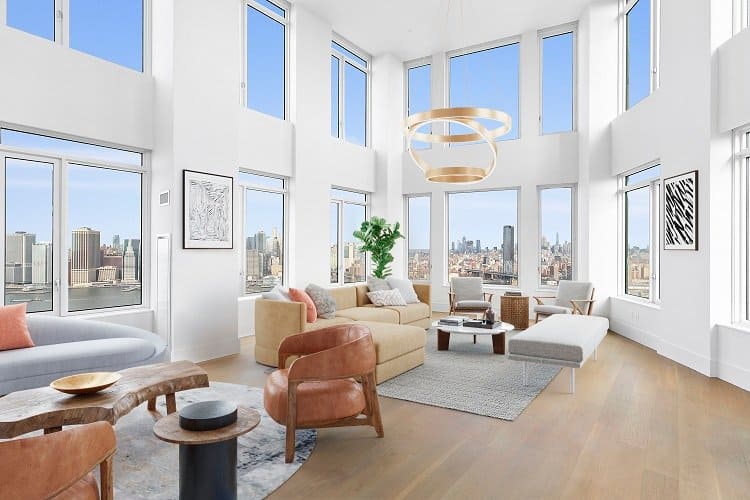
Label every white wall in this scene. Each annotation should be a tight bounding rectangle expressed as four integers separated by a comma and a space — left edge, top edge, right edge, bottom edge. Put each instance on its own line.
718, 27, 750, 132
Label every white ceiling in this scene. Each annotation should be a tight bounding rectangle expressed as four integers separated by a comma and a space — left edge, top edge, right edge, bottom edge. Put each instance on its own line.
292, 0, 592, 61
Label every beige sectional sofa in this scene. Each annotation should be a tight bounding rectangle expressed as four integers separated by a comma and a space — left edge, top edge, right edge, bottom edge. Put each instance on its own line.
255, 284, 431, 383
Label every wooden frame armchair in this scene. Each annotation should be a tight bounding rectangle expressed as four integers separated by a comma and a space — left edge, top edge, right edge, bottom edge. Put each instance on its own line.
533, 281, 596, 322
448, 277, 494, 316
263, 324, 383, 463
0, 421, 116, 499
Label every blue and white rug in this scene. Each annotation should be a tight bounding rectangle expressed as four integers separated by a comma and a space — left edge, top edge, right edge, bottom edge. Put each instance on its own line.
112, 382, 315, 499
378, 329, 560, 421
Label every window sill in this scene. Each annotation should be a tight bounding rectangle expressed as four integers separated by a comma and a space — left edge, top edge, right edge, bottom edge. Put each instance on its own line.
718, 323, 750, 336
612, 295, 662, 310
65, 307, 153, 319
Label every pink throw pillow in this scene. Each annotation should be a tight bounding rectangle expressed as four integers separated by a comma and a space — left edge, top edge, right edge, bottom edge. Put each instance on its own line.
0, 303, 34, 351
288, 288, 317, 323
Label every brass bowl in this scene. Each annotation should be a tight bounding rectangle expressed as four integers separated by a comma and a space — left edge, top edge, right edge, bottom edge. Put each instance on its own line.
50, 372, 122, 395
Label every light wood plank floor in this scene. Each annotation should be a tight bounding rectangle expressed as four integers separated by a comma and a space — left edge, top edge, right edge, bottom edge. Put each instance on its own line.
199, 326, 750, 499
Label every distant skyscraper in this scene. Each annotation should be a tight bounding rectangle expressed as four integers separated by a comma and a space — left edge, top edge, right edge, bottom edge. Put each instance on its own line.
476, 240, 481, 252
123, 243, 137, 282
255, 230, 267, 254
5, 231, 36, 284
246, 249, 264, 278
71, 227, 100, 285
555, 231, 560, 246
123, 238, 141, 280
32, 243, 52, 285
112, 234, 121, 252
246, 235, 256, 250
502, 225, 515, 275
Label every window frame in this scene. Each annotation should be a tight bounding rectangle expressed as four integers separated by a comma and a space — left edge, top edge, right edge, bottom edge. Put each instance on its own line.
537, 184, 577, 289
403, 57, 432, 152
618, 162, 661, 303
404, 193, 432, 282
733, 126, 750, 323
538, 23, 578, 135
620, 0, 660, 112
733, 0, 750, 33
330, 187, 369, 286
331, 34, 371, 148
0, 125, 150, 316
445, 35, 522, 143
238, 169, 289, 296
241, 0, 289, 120
445, 186, 521, 288
1, 0, 151, 73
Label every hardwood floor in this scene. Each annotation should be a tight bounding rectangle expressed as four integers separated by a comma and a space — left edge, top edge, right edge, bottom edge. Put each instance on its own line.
199, 327, 750, 499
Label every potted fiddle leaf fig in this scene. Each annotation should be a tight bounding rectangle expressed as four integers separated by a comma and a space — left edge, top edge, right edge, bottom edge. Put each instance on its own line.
353, 216, 404, 279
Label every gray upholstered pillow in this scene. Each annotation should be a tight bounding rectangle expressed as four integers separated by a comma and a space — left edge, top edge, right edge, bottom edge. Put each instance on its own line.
367, 276, 390, 292
305, 284, 337, 319
367, 289, 407, 307
386, 277, 420, 304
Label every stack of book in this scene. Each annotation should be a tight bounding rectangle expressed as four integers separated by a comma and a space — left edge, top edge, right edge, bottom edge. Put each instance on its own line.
438, 316, 464, 326
504, 290, 523, 296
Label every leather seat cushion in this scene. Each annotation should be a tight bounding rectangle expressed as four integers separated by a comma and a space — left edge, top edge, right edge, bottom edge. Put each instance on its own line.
52, 473, 99, 500
263, 369, 366, 426
534, 305, 572, 315
353, 321, 426, 363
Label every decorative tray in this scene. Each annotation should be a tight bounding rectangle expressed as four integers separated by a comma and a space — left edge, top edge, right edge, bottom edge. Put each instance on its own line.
463, 320, 500, 329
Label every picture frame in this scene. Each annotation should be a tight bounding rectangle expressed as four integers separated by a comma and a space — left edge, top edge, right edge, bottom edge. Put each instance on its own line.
183, 169, 234, 249
664, 170, 698, 251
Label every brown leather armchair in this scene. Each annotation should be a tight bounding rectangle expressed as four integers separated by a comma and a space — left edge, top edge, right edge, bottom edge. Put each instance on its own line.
263, 324, 384, 463
0, 421, 116, 499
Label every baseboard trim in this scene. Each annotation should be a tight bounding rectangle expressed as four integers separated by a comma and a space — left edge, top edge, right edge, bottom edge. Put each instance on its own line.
713, 359, 750, 392
171, 337, 240, 363
608, 318, 660, 350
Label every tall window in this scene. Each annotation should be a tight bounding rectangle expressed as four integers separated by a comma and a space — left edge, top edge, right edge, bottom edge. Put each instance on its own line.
449, 40, 520, 141
540, 27, 576, 134
6, 0, 145, 72
240, 172, 286, 294
245, 0, 287, 119
406, 195, 430, 281
734, 126, 750, 321
405, 60, 431, 150
330, 188, 368, 284
539, 186, 575, 287
331, 40, 370, 147
621, 164, 661, 300
448, 189, 519, 286
2, 129, 145, 314
624, 0, 659, 109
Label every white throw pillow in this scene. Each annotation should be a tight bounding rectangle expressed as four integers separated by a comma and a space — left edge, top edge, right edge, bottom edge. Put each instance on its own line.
367, 289, 407, 307
261, 285, 291, 302
366, 276, 390, 292
386, 277, 420, 304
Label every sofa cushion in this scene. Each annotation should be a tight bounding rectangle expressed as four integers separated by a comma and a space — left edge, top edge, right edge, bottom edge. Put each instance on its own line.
262, 285, 290, 302
353, 321, 426, 363
0, 338, 158, 383
535, 304, 572, 315
0, 303, 34, 351
386, 278, 420, 304
367, 289, 406, 307
366, 276, 390, 292
382, 302, 431, 325
305, 284, 337, 319
328, 286, 357, 311
303, 317, 351, 332
336, 307, 399, 324
289, 288, 317, 323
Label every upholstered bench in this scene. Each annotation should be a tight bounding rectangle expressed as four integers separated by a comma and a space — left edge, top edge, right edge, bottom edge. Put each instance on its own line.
507, 314, 609, 393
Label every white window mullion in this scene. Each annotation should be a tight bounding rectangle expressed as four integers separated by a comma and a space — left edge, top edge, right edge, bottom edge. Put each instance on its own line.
57, 0, 67, 46
339, 56, 345, 139
59, 159, 69, 315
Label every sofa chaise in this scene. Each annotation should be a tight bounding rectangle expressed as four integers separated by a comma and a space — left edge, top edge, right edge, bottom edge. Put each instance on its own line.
0, 315, 168, 394
255, 284, 430, 383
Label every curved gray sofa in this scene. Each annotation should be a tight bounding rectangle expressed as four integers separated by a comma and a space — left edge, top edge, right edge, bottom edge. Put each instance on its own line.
0, 315, 168, 395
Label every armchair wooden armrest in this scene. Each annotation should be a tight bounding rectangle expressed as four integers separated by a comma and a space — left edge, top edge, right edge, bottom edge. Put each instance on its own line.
483, 292, 494, 302
570, 299, 596, 315
533, 295, 556, 306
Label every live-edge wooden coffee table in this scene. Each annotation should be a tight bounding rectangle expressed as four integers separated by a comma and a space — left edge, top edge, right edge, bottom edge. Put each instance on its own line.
0, 360, 209, 438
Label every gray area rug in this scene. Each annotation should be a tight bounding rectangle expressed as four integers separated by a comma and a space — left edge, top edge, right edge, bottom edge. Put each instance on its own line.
113, 382, 315, 499
378, 329, 560, 420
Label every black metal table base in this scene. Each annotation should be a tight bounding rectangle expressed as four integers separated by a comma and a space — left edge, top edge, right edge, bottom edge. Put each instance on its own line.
179, 438, 238, 500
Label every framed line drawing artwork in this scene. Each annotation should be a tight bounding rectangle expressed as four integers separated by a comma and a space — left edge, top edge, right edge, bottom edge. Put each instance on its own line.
183, 170, 233, 249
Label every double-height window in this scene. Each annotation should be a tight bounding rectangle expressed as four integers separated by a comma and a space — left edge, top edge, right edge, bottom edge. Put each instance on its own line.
623, 0, 660, 109
5, 0, 145, 71
331, 39, 370, 147
405, 59, 432, 150
620, 164, 661, 301
733, 126, 750, 322
538, 186, 576, 287
330, 188, 368, 284
539, 25, 576, 134
239, 172, 287, 294
2, 129, 146, 314
244, 0, 288, 119
405, 195, 431, 281
448, 39, 521, 141
447, 189, 519, 287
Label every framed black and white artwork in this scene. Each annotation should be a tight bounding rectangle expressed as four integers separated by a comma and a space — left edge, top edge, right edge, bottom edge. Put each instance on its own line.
664, 170, 698, 250
183, 169, 233, 249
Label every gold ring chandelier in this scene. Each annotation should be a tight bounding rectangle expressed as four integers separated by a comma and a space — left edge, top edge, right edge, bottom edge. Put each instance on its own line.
404, 107, 512, 184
